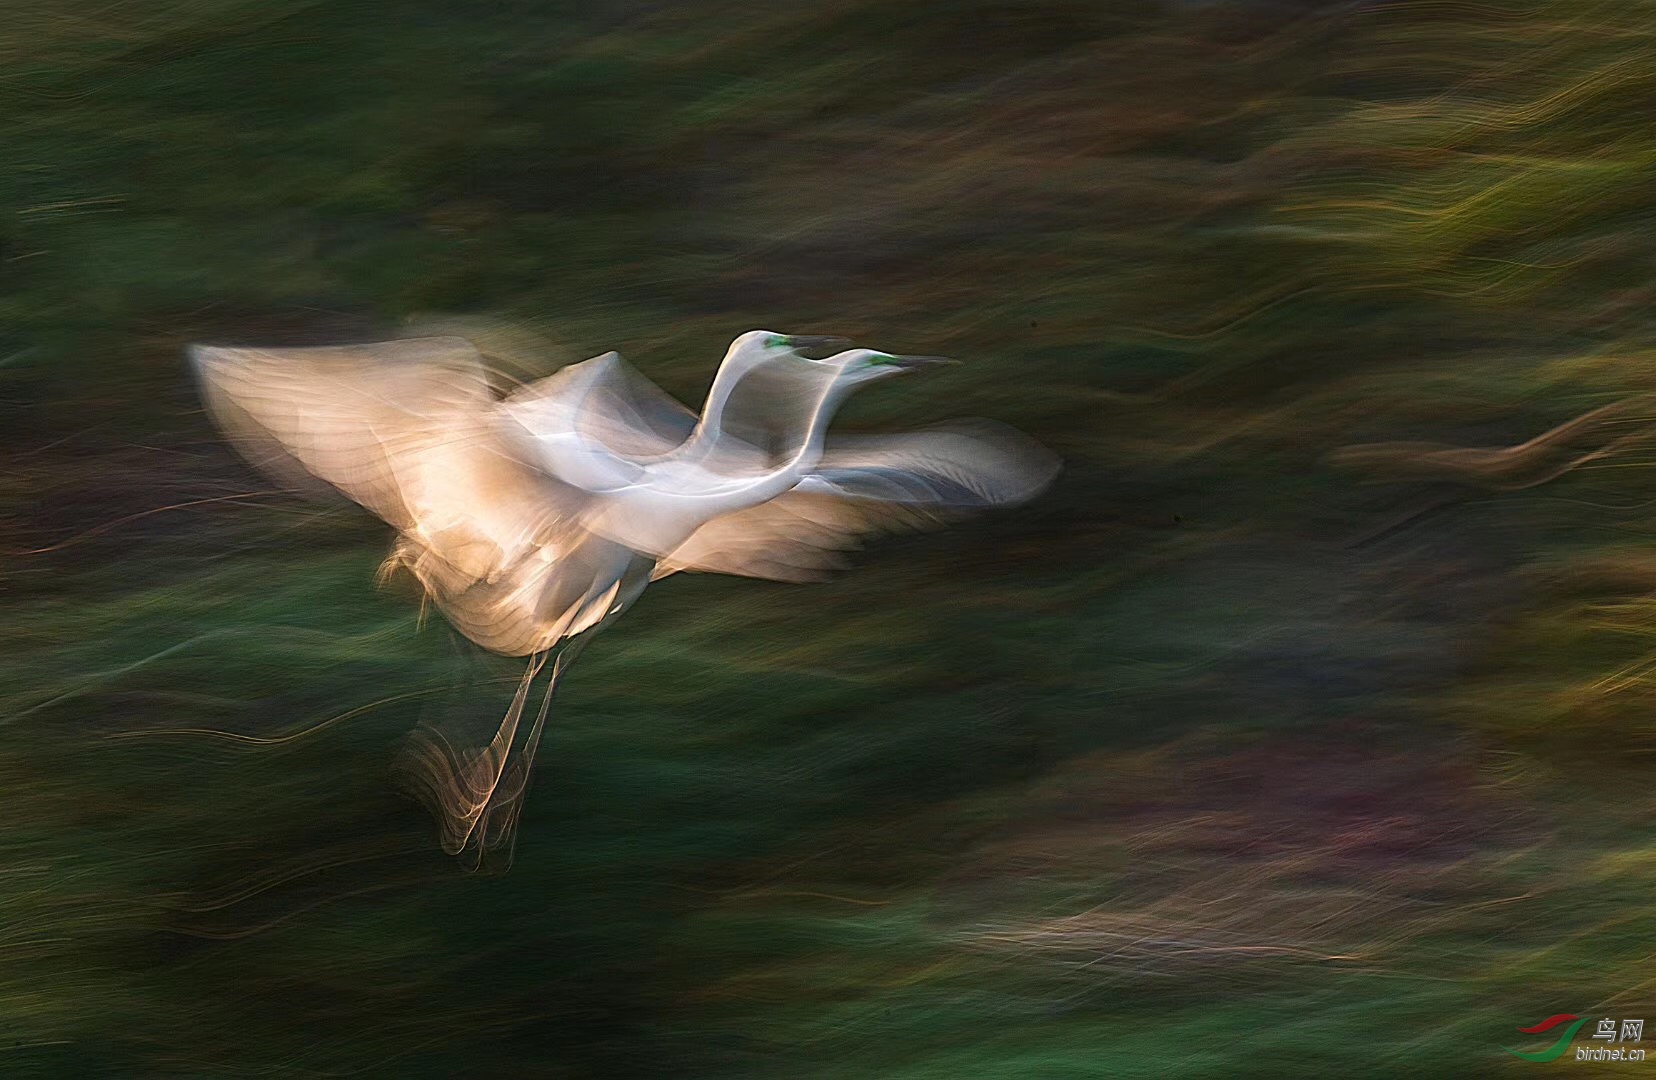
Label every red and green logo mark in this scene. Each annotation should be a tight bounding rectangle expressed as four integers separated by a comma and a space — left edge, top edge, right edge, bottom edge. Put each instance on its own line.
1504, 1015, 1587, 1062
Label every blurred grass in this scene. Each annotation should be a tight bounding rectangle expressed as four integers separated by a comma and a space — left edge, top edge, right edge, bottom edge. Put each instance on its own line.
4, 0, 1656, 1075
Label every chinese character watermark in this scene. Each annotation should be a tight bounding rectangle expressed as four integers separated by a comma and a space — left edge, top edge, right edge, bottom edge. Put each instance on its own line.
1505, 1014, 1647, 1063
1593, 1018, 1644, 1043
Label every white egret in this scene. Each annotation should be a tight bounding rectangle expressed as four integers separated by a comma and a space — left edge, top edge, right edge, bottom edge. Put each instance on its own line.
189, 330, 1058, 857
494, 330, 852, 490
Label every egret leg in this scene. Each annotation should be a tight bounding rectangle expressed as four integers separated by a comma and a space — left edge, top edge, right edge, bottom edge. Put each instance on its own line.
473, 633, 594, 860
474, 558, 659, 856
403, 649, 550, 856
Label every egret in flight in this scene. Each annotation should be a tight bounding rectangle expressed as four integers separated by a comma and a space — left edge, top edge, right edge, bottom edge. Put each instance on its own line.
190, 330, 1058, 856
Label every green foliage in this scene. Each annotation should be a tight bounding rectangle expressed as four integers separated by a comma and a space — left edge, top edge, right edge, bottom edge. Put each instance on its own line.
6, 0, 1656, 1075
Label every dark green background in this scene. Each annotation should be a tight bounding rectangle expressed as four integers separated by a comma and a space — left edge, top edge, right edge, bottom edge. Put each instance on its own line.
3, 1, 1654, 1075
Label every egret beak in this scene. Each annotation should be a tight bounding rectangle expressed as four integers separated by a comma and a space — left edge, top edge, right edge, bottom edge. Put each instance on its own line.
888, 354, 957, 370
785, 335, 854, 357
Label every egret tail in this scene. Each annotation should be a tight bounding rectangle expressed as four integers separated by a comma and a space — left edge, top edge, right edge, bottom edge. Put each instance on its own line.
399, 634, 594, 860
401, 650, 550, 856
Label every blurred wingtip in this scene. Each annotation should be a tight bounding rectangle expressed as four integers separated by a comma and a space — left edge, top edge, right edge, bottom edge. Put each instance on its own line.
185, 342, 227, 370
937, 417, 1064, 506
396, 313, 572, 380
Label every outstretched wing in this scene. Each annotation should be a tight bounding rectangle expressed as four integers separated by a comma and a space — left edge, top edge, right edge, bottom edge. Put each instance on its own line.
192, 336, 609, 657
503, 350, 699, 491
652, 420, 1059, 583
189, 337, 502, 530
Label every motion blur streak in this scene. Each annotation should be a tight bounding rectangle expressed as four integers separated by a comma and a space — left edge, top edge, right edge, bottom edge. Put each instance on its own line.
190, 331, 1055, 859
5, 0, 1656, 1076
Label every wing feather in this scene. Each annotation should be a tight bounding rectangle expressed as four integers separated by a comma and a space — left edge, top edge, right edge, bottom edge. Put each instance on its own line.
189, 337, 501, 529
191, 336, 613, 656
503, 350, 698, 479
652, 420, 1058, 582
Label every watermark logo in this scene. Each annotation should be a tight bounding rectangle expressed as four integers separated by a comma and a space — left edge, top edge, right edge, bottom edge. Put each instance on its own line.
1504, 1015, 1586, 1062
1504, 1014, 1645, 1063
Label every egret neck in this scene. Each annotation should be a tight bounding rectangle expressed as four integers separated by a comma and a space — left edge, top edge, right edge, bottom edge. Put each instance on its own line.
581, 352, 869, 556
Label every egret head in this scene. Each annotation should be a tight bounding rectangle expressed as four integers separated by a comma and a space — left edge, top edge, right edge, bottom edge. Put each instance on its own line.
819, 348, 957, 387
726, 330, 853, 365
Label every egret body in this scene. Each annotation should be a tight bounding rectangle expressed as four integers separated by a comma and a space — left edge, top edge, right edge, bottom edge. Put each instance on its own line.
190, 329, 1057, 857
